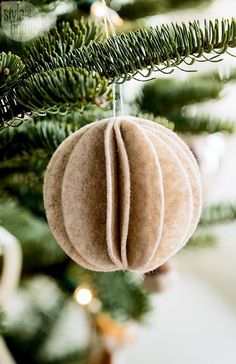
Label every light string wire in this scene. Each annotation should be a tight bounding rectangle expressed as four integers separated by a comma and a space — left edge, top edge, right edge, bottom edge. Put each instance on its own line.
101, 0, 124, 117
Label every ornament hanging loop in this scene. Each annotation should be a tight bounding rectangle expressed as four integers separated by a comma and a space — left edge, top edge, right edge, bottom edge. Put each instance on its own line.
100, 0, 124, 117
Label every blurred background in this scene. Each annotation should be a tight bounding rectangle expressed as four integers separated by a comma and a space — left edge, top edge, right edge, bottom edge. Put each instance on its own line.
0, 0, 236, 363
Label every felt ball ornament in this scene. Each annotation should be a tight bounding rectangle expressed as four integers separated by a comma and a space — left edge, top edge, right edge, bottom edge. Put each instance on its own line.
44, 116, 202, 273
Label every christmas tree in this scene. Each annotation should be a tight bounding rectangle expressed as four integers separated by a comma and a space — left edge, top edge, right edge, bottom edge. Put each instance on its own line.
0, 1, 236, 363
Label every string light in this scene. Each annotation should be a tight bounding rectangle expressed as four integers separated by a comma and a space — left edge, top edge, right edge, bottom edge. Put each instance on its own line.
90, 1, 123, 27
91, 1, 107, 18
74, 287, 93, 305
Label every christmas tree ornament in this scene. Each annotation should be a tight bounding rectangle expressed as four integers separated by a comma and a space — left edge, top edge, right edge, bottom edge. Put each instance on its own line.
3, 276, 91, 362
44, 116, 202, 273
0, 227, 22, 307
0, 227, 22, 364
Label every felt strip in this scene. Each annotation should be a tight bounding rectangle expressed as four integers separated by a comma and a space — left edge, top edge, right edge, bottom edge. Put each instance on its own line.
134, 117, 200, 174
62, 122, 117, 271
113, 119, 131, 269
120, 120, 165, 270
136, 116, 202, 243
105, 121, 123, 268
43, 126, 98, 270
151, 129, 202, 242
143, 131, 193, 272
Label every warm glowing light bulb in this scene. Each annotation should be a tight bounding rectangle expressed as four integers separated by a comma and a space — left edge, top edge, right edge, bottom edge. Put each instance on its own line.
74, 287, 93, 305
91, 1, 123, 26
91, 2, 107, 18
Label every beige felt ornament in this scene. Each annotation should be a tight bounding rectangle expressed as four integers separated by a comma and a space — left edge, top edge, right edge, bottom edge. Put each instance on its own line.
44, 116, 202, 273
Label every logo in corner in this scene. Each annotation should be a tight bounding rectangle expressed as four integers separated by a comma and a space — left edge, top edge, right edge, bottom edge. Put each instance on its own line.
1, 1, 40, 42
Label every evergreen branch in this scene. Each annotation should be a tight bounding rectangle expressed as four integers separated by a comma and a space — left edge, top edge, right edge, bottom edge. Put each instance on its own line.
24, 19, 105, 74
114, 0, 163, 19
0, 111, 107, 175
116, 0, 212, 20
202, 68, 236, 83
136, 77, 223, 116
136, 70, 236, 134
0, 118, 76, 217
186, 230, 217, 249
200, 203, 236, 225
0, 52, 25, 96
0, 90, 27, 131
0, 110, 174, 165
17, 67, 111, 114
0, 53, 26, 129
0, 118, 65, 164
134, 112, 175, 130
0, 150, 48, 177
136, 69, 236, 117
171, 112, 234, 134
66, 265, 151, 322
26, 18, 236, 81
0, 201, 66, 270
167, 0, 212, 9
0, 121, 70, 171
38, 108, 112, 128
0, 172, 46, 218
0, 19, 105, 125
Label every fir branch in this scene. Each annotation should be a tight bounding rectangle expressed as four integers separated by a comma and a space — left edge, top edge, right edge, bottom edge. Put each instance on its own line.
0, 201, 66, 270
0, 150, 48, 176
116, 0, 212, 20
133, 112, 175, 130
200, 203, 236, 225
202, 68, 236, 83
0, 52, 25, 97
0, 112, 102, 159
0, 90, 27, 132
0, 110, 174, 166
40, 108, 112, 127
0, 53, 26, 129
186, 230, 217, 249
0, 172, 45, 218
17, 67, 111, 115
26, 18, 236, 82
66, 265, 151, 322
114, 0, 163, 20
0, 118, 62, 167
0, 111, 107, 188
0, 19, 106, 125
136, 77, 223, 116
0, 119, 73, 174
3, 18, 236, 123
136, 69, 236, 117
24, 19, 105, 74
171, 111, 234, 134
136, 71, 236, 134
